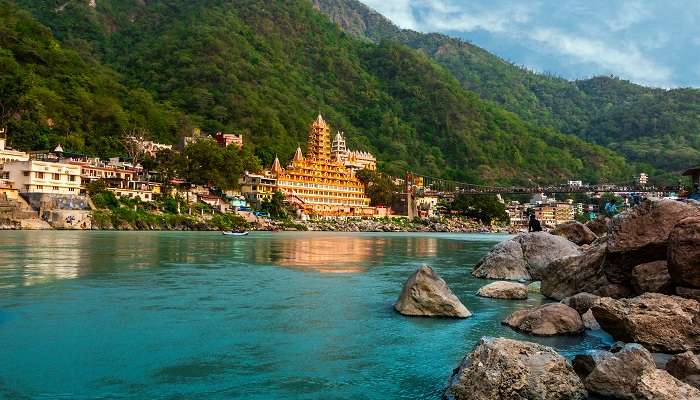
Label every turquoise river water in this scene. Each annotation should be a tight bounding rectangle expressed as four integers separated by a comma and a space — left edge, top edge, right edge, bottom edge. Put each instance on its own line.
0, 231, 611, 399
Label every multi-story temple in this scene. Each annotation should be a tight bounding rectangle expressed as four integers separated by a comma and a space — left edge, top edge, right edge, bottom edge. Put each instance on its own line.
270, 115, 373, 216
331, 132, 377, 171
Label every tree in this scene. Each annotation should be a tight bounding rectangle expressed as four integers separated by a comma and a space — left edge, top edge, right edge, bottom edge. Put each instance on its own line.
261, 191, 288, 219
0, 50, 29, 135
449, 194, 509, 225
121, 127, 150, 166
356, 169, 398, 207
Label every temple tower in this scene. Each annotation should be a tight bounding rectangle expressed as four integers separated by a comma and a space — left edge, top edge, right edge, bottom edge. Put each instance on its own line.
332, 131, 347, 162
307, 114, 331, 161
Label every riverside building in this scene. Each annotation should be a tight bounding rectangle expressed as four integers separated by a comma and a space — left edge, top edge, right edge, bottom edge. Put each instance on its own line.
263, 115, 373, 217
0, 133, 29, 165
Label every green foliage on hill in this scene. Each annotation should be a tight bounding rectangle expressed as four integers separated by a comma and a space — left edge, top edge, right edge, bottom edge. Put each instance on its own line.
6, 0, 633, 185
314, 0, 700, 177
0, 1, 188, 155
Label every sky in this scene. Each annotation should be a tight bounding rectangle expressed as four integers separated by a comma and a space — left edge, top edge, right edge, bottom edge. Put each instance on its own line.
361, 0, 700, 88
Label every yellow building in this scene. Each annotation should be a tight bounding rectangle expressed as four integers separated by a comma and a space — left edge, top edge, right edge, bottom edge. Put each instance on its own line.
272, 115, 372, 216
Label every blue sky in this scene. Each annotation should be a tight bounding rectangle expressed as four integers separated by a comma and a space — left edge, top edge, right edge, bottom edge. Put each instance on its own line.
361, 0, 700, 88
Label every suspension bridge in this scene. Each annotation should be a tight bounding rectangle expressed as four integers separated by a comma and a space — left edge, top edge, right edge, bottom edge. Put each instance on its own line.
402, 172, 680, 219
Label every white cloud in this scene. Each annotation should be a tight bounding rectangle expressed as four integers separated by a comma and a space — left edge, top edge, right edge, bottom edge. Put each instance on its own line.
421, 5, 532, 34
359, 0, 684, 87
606, 1, 652, 31
529, 28, 673, 87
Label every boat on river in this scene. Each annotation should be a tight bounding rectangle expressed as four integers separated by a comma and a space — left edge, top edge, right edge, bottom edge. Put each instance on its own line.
222, 231, 249, 236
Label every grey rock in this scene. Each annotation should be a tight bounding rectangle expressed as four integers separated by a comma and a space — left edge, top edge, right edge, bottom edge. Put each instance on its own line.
631, 260, 673, 295
502, 303, 585, 336
476, 281, 528, 300
575, 343, 700, 400
541, 242, 611, 300
444, 337, 586, 400
473, 232, 580, 281
552, 221, 598, 245
668, 216, 700, 289
666, 351, 700, 390
605, 199, 699, 284
394, 265, 471, 318
591, 293, 700, 353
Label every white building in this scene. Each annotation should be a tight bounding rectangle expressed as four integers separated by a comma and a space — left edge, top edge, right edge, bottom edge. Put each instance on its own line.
2, 160, 81, 194
0, 135, 29, 165
331, 132, 377, 171
637, 173, 649, 186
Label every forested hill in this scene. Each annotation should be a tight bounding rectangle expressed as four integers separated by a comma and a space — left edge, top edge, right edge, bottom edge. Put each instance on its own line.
314, 0, 700, 175
4, 0, 633, 184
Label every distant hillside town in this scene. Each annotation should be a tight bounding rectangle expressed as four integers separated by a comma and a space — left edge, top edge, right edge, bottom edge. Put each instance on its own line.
0, 114, 697, 231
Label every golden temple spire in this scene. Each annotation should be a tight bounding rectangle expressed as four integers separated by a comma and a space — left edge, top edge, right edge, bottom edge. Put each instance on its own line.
293, 145, 304, 162
307, 114, 331, 161
271, 155, 284, 175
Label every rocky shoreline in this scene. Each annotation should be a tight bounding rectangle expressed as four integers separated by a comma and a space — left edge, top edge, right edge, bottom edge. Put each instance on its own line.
393, 198, 700, 399
2, 213, 508, 233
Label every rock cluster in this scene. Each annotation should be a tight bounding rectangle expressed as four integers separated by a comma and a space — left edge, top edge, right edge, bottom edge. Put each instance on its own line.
305, 218, 492, 233
574, 343, 700, 400
444, 199, 700, 399
472, 232, 580, 281
539, 199, 700, 301
394, 266, 471, 318
591, 293, 700, 353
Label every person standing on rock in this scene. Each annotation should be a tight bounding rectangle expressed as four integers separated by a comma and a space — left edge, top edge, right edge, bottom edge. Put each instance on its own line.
528, 214, 542, 232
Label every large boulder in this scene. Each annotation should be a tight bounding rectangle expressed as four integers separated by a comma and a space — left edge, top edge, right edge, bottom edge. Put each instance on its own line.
631, 260, 673, 294
476, 281, 528, 300
668, 216, 700, 289
541, 242, 612, 300
666, 351, 700, 390
591, 293, 700, 353
471, 239, 529, 280
502, 303, 584, 336
444, 337, 586, 400
551, 221, 598, 245
574, 343, 700, 400
605, 199, 699, 284
473, 233, 581, 281
394, 266, 471, 318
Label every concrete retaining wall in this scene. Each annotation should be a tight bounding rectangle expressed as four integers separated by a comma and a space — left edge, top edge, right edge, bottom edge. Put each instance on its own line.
21, 193, 90, 211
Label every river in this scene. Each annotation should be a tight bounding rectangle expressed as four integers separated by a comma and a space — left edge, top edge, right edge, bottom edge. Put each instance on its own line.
0, 231, 611, 399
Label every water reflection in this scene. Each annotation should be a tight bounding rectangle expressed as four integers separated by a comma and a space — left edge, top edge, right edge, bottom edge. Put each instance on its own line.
0, 232, 470, 288
251, 233, 440, 274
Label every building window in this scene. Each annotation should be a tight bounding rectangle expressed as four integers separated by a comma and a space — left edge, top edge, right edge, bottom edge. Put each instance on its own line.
36, 172, 44, 179
69, 175, 76, 182
68, 188, 75, 192
53, 186, 59, 191
53, 173, 60, 180
23, 171, 30, 176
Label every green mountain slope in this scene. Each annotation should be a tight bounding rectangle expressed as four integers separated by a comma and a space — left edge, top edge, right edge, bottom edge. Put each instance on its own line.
313, 0, 700, 175
6, 0, 633, 184
0, 1, 188, 155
